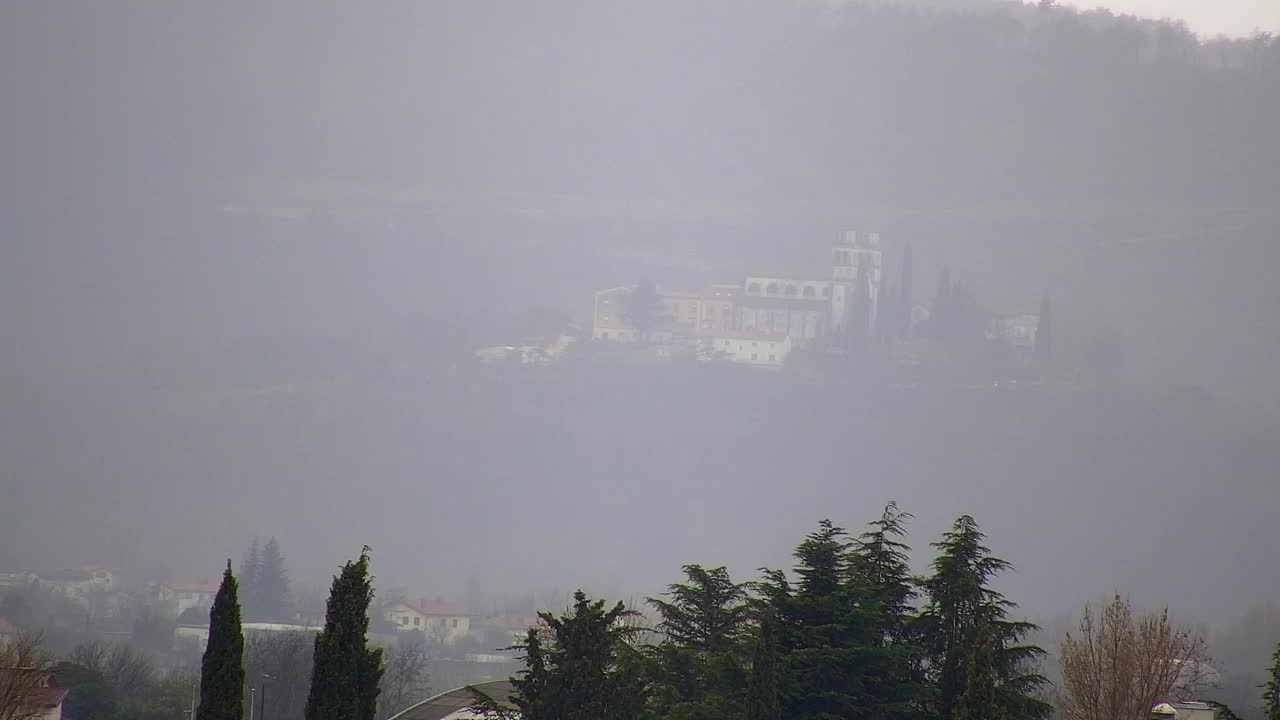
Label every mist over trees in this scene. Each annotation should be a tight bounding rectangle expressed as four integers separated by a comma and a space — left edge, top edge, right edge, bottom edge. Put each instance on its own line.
1, 3, 1280, 714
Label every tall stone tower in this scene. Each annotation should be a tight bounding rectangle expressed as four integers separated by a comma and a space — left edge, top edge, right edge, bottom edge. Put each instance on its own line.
830, 230, 883, 334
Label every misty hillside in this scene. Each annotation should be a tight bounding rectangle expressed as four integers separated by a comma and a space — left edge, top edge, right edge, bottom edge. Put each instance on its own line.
2, 0, 1279, 661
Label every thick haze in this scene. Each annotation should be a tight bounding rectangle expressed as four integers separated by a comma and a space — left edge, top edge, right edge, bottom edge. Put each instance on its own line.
2, 0, 1279, 628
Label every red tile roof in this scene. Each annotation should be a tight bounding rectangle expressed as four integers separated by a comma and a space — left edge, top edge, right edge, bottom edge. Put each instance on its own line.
166, 581, 220, 594
0, 617, 18, 634
23, 687, 68, 708
400, 598, 470, 617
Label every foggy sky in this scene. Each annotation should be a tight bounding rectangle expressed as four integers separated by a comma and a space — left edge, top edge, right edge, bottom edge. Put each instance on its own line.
2, 0, 1279, 633
1059, 0, 1280, 37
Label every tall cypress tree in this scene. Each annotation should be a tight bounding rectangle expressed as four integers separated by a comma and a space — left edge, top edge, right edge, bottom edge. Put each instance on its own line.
1034, 292, 1053, 364
305, 547, 383, 720
900, 243, 915, 337
1263, 642, 1280, 720
929, 268, 951, 340
197, 561, 245, 720
746, 613, 781, 720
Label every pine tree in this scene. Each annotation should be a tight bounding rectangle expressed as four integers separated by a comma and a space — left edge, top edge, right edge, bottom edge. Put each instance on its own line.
197, 561, 245, 720
1263, 642, 1280, 720
851, 502, 917, 642
623, 280, 664, 343
759, 520, 876, 720
475, 591, 647, 720
649, 565, 750, 655
257, 537, 292, 623
240, 538, 261, 621
746, 613, 781, 720
305, 547, 383, 720
647, 565, 751, 717
954, 621, 1001, 720
850, 503, 926, 720
920, 516, 1049, 720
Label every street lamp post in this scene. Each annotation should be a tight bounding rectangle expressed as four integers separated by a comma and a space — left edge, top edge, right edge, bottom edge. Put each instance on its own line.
260, 674, 277, 720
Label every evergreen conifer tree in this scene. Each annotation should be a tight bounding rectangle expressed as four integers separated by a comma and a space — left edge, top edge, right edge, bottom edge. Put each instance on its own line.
197, 561, 245, 720
257, 537, 292, 623
623, 280, 664, 343
647, 565, 751, 717
746, 613, 781, 720
240, 538, 261, 621
900, 244, 914, 337
920, 516, 1049, 720
759, 520, 878, 720
475, 591, 647, 720
954, 621, 1000, 720
305, 547, 383, 720
1263, 642, 1280, 720
850, 503, 926, 720
930, 268, 952, 340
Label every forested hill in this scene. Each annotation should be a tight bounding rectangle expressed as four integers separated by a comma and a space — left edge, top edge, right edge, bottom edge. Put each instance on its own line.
2, 0, 1277, 218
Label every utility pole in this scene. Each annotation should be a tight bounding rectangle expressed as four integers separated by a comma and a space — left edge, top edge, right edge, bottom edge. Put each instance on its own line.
249, 687, 256, 720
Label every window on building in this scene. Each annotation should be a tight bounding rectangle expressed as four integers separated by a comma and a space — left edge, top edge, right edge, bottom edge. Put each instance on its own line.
752, 353, 758, 360
401, 616, 409, 626
451, 618, 459, 628
766, 283, 778, 295
784, 284, 797, 297
747, 282, 760, 294
802, 286, 815, 298
770, 354, 776, 361
414, 616, 421, 626
821, 286, 831, 298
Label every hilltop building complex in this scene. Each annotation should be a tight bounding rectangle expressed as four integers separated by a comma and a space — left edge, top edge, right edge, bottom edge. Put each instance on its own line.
592, 230, 884, 366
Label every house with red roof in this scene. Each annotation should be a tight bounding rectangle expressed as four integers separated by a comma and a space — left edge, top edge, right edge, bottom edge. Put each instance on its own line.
0, 668, 67, 720
384, 598, 471, 645
156, 580, 221, 615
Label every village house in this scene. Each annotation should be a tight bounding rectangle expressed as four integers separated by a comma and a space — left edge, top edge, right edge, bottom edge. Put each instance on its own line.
33, 567, 116, 605
155, 580, 221, 615
0, 668, 67, 720
385, 598, 472, 645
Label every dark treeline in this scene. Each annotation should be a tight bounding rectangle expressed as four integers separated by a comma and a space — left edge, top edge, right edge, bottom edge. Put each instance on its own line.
476, 507, 1050, 720
4, 0, 1278, 215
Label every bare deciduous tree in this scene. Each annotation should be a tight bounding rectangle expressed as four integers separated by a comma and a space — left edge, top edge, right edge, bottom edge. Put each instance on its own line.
1059, 594, 1211, 720
377, 634, 431, 720
104, 644, 156, 706
0, 634, 53, 720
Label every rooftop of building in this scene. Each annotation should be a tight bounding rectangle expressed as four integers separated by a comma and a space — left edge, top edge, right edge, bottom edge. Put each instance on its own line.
396, 598, 471, 617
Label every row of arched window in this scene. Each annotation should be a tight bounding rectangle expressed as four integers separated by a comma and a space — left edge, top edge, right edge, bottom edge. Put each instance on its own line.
745, 281, 831, 299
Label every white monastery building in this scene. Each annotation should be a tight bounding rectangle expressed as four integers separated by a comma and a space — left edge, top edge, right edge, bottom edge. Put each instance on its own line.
593, 230, 883, 366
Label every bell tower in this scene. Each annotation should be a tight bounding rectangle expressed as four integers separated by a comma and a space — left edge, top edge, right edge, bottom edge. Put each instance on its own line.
830, 230, 883, 333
